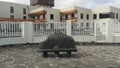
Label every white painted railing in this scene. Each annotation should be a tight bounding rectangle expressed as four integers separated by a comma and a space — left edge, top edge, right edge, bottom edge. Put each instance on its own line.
0, 21, 24, 46
0, 21, 22, 38
71, 22, 94, 36
33, 22, 66, 36
113, 21, 120, 33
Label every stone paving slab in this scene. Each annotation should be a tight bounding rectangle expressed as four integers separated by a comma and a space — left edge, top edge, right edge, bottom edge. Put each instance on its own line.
0, 45, 120, 68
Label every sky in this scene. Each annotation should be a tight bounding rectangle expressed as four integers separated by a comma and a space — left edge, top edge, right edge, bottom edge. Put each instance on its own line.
0, 0, 120, 9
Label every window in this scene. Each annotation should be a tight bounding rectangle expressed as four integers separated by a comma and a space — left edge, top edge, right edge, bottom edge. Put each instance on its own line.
32, 0, 54, 6
60, 16, 62, 20
10, 15, 14, 18
93, 14, 97, 19
86, 14, 89, 20
10, 7, 14, 13
23, 16, 26, 19
37, 16, 39, 19
43, 14, 45, 20
23, 8, 26, 14
116, 13, 118, 19
33, 16, 35, 19
81, 13, 83, 19
50, 14, 54, 20
99, 12, 115, 19
65, 15, 68, 20
71, 14, 75, 17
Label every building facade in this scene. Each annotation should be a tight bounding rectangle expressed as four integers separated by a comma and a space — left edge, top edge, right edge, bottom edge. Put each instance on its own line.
92, 6, 120, 21
29, 6, 60, 22
0, 1, 29, 21
0, 1, 120, 23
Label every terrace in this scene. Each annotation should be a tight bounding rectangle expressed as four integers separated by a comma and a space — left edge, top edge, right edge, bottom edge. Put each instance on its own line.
0, 20, 120, 68
0, 44, 120, 68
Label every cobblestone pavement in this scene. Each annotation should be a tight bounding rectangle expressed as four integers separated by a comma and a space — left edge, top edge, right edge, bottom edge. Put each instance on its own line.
0, 44, 120, 68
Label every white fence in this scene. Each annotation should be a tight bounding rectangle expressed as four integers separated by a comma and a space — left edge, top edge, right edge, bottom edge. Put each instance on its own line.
0, 21, 22, 38
32, 22, 95, 43
33, 22, 66, 36
94, 20, 120, 43
1, 20, 120, 46
0, 21, 24, 45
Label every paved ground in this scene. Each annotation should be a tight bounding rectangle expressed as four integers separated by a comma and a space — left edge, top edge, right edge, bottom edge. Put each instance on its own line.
0, 44, 120, 68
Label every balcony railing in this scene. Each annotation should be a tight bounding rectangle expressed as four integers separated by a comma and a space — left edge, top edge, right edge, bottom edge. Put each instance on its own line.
29, 10, 46, 16
60, 10, 77, 15
61, 17, 77, 22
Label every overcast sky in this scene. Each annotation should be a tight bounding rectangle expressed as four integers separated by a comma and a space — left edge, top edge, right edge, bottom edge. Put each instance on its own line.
0, 0, 120, 9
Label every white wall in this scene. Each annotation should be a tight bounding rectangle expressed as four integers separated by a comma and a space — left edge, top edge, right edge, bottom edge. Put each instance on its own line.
113, 36, 120, 43
72, 36, 95, 42
0, 37, 25, 46
0, 1, 29, 19
43, 7, 60, 22
33, 37, 47, 43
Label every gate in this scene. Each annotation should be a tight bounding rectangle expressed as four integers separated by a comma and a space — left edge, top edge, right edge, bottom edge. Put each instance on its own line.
95, 22, 107, 42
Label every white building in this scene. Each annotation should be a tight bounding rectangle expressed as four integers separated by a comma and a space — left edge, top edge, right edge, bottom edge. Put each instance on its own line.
0, 1, 29, 21
0, 1, 120, 24
92, 6, 120, 22
29, 6, 60, 22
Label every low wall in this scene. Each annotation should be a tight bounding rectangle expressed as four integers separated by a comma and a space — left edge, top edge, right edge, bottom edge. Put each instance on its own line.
72, 35, 95, 42
113, 36, 120, 43
32, 35, 95, 44
33, 37, 48, 43
0, 37, 25, 46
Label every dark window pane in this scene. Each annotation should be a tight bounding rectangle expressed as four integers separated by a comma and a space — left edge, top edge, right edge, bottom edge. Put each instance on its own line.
50, 14, 54, 20
33, 16, 35, 19
93, 14, 97, 19
86, 14, 89, 20
23, 8, 26, 14
71, 14, 75, 17
81, 13, 83, 19
10, 7, 14, 13
37, 16, 39, 19
60, 16, 62, 20
43, 14, 45, 20
99, 12, 115, 19
65, 15, 68, 20
10, 15, 14, 18
31, 0, 54, 7
116, 13, 118, 19
23, 16, 26, 19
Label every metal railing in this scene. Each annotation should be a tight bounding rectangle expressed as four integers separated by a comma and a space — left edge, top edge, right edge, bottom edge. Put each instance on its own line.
33, 22, 66, 36
71, 22, 94, 36
113, 21, 120, 33
0, 21, 22, 38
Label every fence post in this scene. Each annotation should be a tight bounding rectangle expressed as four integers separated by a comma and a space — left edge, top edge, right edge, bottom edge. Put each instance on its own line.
106, 20, 113, 43
66, 20, 72, 36
22, 22, 33, 43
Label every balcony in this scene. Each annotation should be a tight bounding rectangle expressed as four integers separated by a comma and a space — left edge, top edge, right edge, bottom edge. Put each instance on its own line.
61, 17, 77, 22
29, 18, 47, 22
60, 10, 77, 15
29, 10, 46, 16
0, 18, 29, 22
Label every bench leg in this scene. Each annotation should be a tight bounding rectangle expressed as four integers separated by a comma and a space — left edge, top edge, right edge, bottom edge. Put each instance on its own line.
55, 51, 60, 57
42, 52, 48, 57
67, 51, 71, 57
